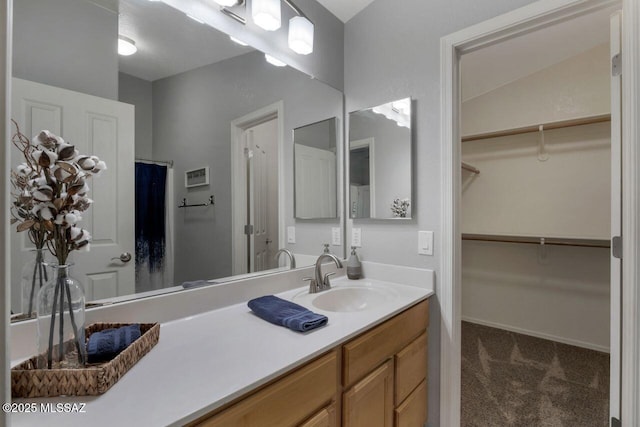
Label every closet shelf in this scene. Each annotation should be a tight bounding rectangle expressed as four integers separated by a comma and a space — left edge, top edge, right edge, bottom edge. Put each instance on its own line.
462, 233, 610, 248
461, 114, 611, 143
461, 162, 480, 174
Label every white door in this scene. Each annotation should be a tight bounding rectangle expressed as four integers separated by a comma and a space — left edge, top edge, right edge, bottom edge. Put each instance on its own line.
294, 144, 337, 218
245, 118, 278, 273
609, 11, 622, 424
11, 78, 135, 306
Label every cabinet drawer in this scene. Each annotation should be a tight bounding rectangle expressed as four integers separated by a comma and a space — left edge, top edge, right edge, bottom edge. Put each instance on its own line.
299, 402, 337, 427
395, 331, 427, 406
343, 300, 429, 387
394, 380, 428, 427
196, 350, 337, 427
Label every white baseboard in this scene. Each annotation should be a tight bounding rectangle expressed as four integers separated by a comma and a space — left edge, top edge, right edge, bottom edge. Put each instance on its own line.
462, 316, 610, 353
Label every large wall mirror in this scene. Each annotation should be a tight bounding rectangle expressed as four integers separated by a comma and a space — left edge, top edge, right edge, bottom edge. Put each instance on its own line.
9, 0, 345, 320
349, 98, 413, 220
294, 117, 339, 219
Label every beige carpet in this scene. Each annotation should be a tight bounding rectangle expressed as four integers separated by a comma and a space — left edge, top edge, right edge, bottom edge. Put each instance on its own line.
461, 321, 610, 427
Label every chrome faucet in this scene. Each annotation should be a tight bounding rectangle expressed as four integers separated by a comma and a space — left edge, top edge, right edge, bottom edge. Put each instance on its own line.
274, 248, 296, 269
304, 253, 343, 294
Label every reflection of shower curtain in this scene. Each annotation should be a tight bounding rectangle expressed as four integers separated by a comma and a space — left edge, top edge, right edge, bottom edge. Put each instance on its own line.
135, 162, 174, 292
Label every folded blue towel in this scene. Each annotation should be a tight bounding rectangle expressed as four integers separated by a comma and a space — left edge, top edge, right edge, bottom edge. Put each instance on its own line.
86, 324, 142, 363
248, 295, 328, 332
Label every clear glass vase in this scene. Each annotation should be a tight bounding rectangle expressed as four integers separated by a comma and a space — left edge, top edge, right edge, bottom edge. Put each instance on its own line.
21, 248, 51, 317
36, 264, 86, 369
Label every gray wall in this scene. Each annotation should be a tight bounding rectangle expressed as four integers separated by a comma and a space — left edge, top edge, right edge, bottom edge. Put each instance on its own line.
12, 0, 118, 99
119, 72, 153, 159
152, 51, 343, 283
294, 118, 337, 151
344, 0, 538, 424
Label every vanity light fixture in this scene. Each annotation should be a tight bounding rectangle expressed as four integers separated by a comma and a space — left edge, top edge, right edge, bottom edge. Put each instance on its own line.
229, 36, 249, 46
265, 54, 287, 67
118, 36, 137, 56
288, 16, 313, 55
252, 0, 281, 31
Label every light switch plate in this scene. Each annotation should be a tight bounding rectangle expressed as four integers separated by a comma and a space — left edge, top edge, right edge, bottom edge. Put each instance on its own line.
418, 231, 433, 255
331, 227, 341, 246
287, 226, 296, 244
351, 228, 362, 247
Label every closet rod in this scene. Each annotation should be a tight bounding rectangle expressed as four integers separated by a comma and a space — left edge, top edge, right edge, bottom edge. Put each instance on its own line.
461, 114, 611, 143
461, 162, 480, 174
462, 233, 610, 248
136, 158, 174, 168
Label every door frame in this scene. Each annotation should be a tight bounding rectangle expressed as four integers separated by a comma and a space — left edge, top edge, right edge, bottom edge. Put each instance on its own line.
439, 0, 640, 425
230, 101, 285, 276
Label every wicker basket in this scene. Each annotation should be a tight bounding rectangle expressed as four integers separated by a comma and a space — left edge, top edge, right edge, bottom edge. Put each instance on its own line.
11, 322, 160, 398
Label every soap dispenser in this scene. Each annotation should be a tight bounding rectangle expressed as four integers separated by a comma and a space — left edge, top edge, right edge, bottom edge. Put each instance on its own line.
347, 247, 362, 280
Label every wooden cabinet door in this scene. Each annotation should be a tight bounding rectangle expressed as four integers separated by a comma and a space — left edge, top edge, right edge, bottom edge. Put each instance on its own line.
394, 380, 427, 427
299, 403, 337, 427
343, 359, 394, 427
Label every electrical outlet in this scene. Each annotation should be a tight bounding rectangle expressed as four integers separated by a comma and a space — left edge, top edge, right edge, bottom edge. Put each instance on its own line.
287, 226, 296, 244
418, 231, 433, 255
331, 227, 341, 246
351, 228, 362, 247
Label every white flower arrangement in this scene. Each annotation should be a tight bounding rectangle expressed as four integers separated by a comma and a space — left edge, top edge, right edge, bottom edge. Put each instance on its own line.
11, 122, 106, 265
391, 198, 410, 218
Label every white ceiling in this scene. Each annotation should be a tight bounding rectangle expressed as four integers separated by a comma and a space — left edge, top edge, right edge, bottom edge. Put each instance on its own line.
314, 0, 376, 23
461, 6, 617, 101
118, 0, 252, 82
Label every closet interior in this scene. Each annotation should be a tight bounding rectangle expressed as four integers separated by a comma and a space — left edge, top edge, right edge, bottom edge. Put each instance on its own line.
459, 7, 616, 426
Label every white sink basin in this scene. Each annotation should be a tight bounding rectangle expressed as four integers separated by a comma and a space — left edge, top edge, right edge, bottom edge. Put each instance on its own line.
294, 283, 398, 312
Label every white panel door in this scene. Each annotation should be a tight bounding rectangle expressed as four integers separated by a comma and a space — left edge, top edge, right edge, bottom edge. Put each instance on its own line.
11, 78, 135, 306
609, 11, 622, 424
294, 143, 337, 218
246, 118, 278, 273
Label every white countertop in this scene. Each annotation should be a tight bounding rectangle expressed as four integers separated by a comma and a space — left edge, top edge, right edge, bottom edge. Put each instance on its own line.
12, 276, 432, 426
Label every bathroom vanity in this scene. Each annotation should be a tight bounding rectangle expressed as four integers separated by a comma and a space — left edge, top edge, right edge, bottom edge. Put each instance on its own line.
11, 264, 433, 426
191, 300, 429, 427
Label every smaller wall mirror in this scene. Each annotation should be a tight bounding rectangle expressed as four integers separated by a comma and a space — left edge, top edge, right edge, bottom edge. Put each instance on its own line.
349, 98, 412, 219
294, 117, 339, 219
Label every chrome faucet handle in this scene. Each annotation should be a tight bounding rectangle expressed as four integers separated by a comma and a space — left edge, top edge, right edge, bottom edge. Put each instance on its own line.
322, 272, 335, 289
303, 277, 320, 293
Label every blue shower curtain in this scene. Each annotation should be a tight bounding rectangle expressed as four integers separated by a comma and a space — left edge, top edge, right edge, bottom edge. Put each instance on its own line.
135, 162, 167, 274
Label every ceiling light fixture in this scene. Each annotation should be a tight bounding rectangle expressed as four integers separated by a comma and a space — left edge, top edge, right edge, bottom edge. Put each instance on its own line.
117, 36, 137, 56
229, 36, 249, 46
252, 0, 281, 31
265, 54, 287, 67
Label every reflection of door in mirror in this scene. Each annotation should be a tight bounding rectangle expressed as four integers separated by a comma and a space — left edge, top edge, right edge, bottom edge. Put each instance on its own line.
244, 119, 279, 273
349, 138, 375, 218
10, 78, 135, 314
